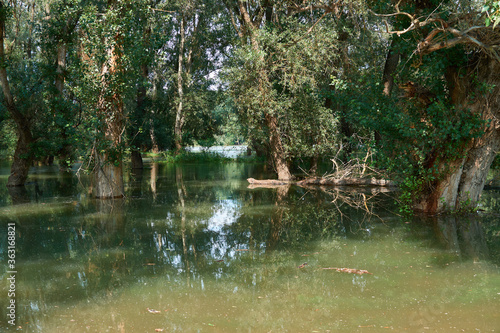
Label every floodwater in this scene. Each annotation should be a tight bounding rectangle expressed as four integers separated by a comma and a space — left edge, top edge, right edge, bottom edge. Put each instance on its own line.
0, 161, 499, 332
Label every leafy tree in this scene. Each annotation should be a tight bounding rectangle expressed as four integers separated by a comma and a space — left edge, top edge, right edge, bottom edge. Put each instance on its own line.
347, 0, 500, 213
224, 0, 366, 179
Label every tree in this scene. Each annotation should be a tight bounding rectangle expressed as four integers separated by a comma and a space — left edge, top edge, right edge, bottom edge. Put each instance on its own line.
224, 0, 355, 180
78, 0, 149, 198
367, 0, 500, 213
0, 1, 35, 186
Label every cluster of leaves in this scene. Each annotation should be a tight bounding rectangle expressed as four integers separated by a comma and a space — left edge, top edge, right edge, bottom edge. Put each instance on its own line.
159, 150, 231, 164
225, 11, 344, 163
483, 0, 500, 28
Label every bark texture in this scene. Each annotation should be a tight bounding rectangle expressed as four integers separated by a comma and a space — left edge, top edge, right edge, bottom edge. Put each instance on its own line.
93, 7, 125, 199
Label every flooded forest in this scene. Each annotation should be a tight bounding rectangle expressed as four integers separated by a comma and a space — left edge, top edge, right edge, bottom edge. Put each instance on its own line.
1, 0, 500, 332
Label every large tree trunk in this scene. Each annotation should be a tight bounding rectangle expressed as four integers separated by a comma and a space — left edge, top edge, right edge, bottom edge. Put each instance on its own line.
7, 129, 34, 186
93, 17, 125, 198
382, 37, 400, 97
94, 152, 124, 198
416, 56, 500, 213
266, 113, 292, 180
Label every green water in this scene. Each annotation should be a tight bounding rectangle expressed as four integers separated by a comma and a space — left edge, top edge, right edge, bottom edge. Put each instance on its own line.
0, 162, 499, 332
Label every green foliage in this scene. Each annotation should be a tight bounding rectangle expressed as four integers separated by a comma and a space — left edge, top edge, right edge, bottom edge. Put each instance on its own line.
159, 150, 231, 164
483, 0, 500, 28
0, 119, 16, 159
225, 11, 345, 162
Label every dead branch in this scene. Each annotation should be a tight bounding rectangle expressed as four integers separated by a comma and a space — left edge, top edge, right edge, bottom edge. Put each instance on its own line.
297, 177, 397, 187
372, 6, 500, 62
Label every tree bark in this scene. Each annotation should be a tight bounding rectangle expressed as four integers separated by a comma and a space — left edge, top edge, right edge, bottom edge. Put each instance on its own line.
266, 113, 292, 180
381, 37, 400, 97
174, 14, 186, 153
94, 152, 124, 198
55, 41, 73, 171
93, 5, 125, 199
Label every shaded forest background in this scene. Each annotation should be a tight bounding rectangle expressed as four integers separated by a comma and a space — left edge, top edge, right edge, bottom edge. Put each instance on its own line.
0, 0, 499, 213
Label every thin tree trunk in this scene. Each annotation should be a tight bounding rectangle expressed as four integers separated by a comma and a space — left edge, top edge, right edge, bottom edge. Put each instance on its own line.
382, 37, 400, 97
131, 62, 148, 169
55, 41, 73, 170
174, 14, 186, 153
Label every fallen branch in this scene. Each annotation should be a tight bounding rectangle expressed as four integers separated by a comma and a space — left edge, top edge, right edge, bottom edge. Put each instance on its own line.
297, 177, 397, 187
247, 178, 293, 185
247, 177, 397, 188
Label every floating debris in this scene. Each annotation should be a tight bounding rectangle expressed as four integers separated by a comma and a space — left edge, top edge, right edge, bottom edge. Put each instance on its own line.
322, 267, 373, 275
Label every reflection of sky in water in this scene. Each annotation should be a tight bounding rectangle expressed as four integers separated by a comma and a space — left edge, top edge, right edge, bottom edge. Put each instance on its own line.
206, 199, 241, 232
206, 199, 241, 260
185, 145, 247, 158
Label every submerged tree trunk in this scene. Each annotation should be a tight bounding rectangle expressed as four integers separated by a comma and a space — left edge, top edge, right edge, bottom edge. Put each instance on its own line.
94, 152, 124, 198
131, 150, 143, 169
266, 113, 292, 180
236, 1, 292, 180
7, 128, 34, 186
93, 17, 125, 198
416, 57, 500, 213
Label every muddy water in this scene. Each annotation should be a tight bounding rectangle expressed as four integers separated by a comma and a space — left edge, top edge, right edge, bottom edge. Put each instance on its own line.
0, 162, 499, 332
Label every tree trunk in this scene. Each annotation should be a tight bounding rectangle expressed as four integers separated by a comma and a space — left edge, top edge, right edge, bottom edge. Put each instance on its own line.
236, 1, 292, 180
0, 3, 34, 186
130, 63, 148, 169
174, 14, 186, 153
131, 150, 144, 169
381, 37, 400, 97
94, 152, 124, 199
55, 41, 73, 171
7, 129, 34, 186
150, 119, 159, 153
266, 113, 292, 180
416, 56, 500, 213
93, 20, 125, 198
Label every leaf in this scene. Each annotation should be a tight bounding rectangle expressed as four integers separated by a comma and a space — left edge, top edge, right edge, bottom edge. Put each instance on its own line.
494, 17, 500, 29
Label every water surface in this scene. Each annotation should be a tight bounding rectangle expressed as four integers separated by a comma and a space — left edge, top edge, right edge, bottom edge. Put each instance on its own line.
0, 161, 499, 332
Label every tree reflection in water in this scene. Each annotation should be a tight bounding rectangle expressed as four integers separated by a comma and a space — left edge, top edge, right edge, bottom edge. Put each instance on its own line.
0, 163, 499, 332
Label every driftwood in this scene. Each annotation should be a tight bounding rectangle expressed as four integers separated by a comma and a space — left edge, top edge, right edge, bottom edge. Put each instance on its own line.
247, 178, 293, 185
247, 177, 396, 188
297, 177, 396, 187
